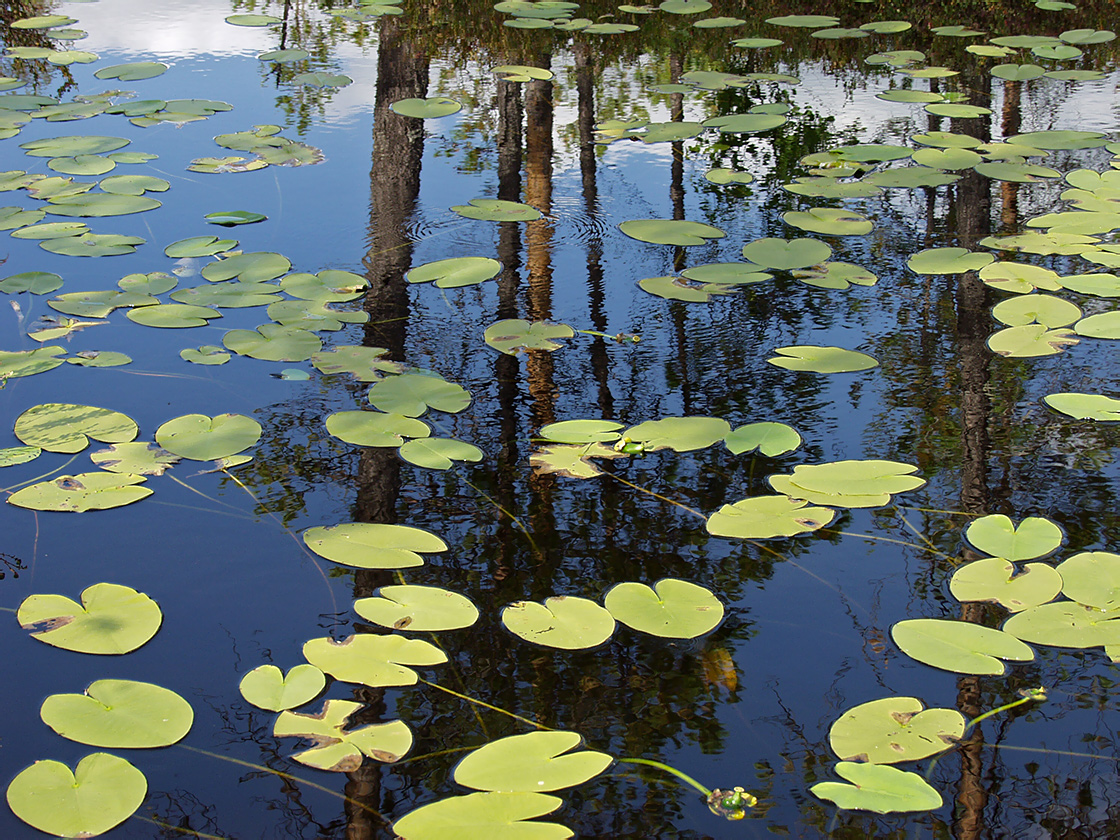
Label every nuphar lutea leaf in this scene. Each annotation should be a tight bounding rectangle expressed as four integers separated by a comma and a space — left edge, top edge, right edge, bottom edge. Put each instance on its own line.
454, 731, 613, 793
18, 582, 161, 654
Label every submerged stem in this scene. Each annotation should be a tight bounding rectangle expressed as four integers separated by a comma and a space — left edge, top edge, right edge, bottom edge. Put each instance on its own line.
416, 677, 552, 731
136, 816, 228, 839
617, 757, 712, 797
605, 472, 705, 518
0, 453, 80, 494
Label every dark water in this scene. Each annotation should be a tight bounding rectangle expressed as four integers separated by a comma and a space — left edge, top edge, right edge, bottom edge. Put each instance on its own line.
2, 0, 1120, 837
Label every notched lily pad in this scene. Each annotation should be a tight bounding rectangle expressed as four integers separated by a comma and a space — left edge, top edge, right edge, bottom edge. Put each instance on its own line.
40, 679, 193, 748
302, 634, 447, 688
9, 472, 151, 512
454, 731, 612, 792
768, 346, 877, 373
17, 582, 161, 654
603, 579, 723, 639
90, 442, 179, 475
155, 413, 261, 461
620, 219, 725, 246
485, 319, 575, 354
706, 495, 834, 539
452, 198, 541, 222
14, 403, 137, 452
891, 618, 1034, 675
303, 522, 446, 569
829, 697, 964, 764
356, 585, 479, 632
240, 664, 326, 712
811, 762, 942, 813
950, 558, 1063, 612
503, 596, 615, 650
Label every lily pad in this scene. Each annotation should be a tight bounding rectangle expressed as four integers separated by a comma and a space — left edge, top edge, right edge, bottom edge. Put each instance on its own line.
538, 420, 623, 445
455, 731, 612, 793
768, 346, 878, 373
866, 168, 960, 189
41, 679, 192, 748
1060, 28, 1116, 44
1043, 392, 1120, 421
326, 410, 431, 447
155, 414, 261, 461
492, 65, 555, 83
769, 460, 923, 507
204, 210, 266, 226
638, 275, 722, 302
911, 147, 983, 170
0, 346, 66, 380
783, 208, 872, 236
393, 792, 570, 840
1006, 130, 1107, 150
7, 753, 146, 837
978, 262, 1062, 293
723, 422, 801, 456
991, 64, 1045, 81
391, 97, 462, 118
950, 558, 1063, 612
67, 351, 131, 369
0, 271, 63, 294
619, 219, 725, 246
293, 72, 352, 89
793, 262, 877, 290
603, 579, 723, 638
407, 256, 501, 288
503, 596, 615, 650
90, 442, 179, 475
704, 113, 786, 134
202, 251, 291, 283
891, 618, 1034, 674
355, 585, 479, 632
783, 177, 881, 199
17, 582, 161, 654
240, 664, 326, 712
282, 270, 368, 301
94, 62, 168, 81
679, 263, 770, 285
127, 303, 220, 328
303, 522, 446, 569
485, 319, 575, 354
766, 14, 839, 28
275, 700, 411, 773
311, 346, 405, 381
908, 247, 994, 274
9, 472, 151, 512
224, 325, 321, 361
1057, 552, 1120, 610
368, 373, 471, 416
14, 403, 137, 452
1003, 602, 1120, 652
0, 445, 41, 466
226, 13, 282, 26
259, 49, 310, 62
620, 416, 730, 452
987, 325, 1079, 356
742, 237, 831, 269
398, 437, 484, 470
173, 281, 282, 309
452, 198, 541, 222
303, 634, 447, 688
811, 762, 942, 813
991, 294, 1081, 328
829, 697, 964, 764
529, 443, 627, 478
706, 495, 834, 539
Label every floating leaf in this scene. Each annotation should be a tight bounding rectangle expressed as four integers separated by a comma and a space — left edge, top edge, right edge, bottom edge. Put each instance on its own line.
391, 97, 462, 118
0, 445, 41, 466
9, 472, 150, 512
14, 403, 137, 453
811, 762, 942, 813
356, 585, 479, 632
281, 269, 368, 301
17, 582, 161, 654
619, 219, 725, 246
604, 579, 722, 639
502, 597, 615, 650
706, 495, 834, 539
293, 72, 352, 88
911, 147, 983, 170
155, 414, 261, 461
226, 13, 282, 25
1060, 28, 1116, 44
398, 437, 483, 470
866, 168, 960, 188
274, 700, 412, 771
41, 679, 192, 748
793, 262, 877, 290
224, 324, 321, 361
202, 251, 291, 283
303, 634, 447, 688
766, 14, 839, 27
638, 275, 721, 302
783, 207, 872, 236
769, 460, 923, 507
783, 177, 880, 199
259, 48, 310, 62
679, 262, 770, 285
326, 410, 431, 447
891, 618, 1034, 674
731, 37, 783, 48
951, 558, 1063, 612
530, 443, 626, 479
538, 420, 623, 445
723, 422, 801, 456
393, 792, 569, 840
704, 113, 786, 134
977, 162, 1062, 183
12, 14, 77, 29
7, 753, 146, 837
452, 198, 541, 222
978, 262, 1062, 293
908, 247, 994, 274
1003, 602, 1120, 651
0, 346, 66, 380
991, 64, 1045, 81
991, 294, 1081, 328
127, 303, 220, 328
90, 442, 179, 475
704, 168, 753, 185
742, 237, 831, 269
987, 325, 1079, 357
829, 697, 964, 764
492, 65, 555, 83
303, 522, 446, 569
1006, 130, 1107, 150
455, 731, 612, 793
1043, 392, 1120, 421
204, 210, 266, 226
1057, 552, 1120, 610
311, 346, 404, 381
47, 154, 116, 176
368, 373, 471, 416
0, 271, 62, 294
485, 319, 575, 354
240, 664, 325, 712
406, 256, 501, 288
173, 281, 282, 309
620, 416, 730, 452
768, 346, 878, 373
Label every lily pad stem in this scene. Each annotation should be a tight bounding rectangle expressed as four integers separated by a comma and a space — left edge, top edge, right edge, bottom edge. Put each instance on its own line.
964, 687, 1046, 735
618, 757, 712, 796
416, 676, 553, 731
605, 472, 705, 518
0, 452, 79, 494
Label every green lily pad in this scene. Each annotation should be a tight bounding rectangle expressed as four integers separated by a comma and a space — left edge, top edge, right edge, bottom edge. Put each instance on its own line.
0, 207, 47, 230
1002, 602, 1120, 651
766, 14, 839, 27
877, 89, 943, 103
14, 403, 137, 452
66, 351, 131, 368
326, 410, 431, 447
987, 325, 1079, 356
240, 664, 325, 712
1060, 28, 1116, 44
41, 679, 192, 748
660, 0, 710, 11
172, 281, 282, 309
706, 495, 834, 539
17, 582, 161, 654
274, 700, 412, 771
398, 437, 484, 470
90, 442, 179, 475
1032, 44, 1083, 60
980, 232, 1099, 255
625, 123, 707, 143
9, 472, 151, 512
0, 445, 41, 466
127, 303, 221, 328
266, 299, 367, 331
911, 147, 983, 170
1057, 552, 1120, 610
226, 13, 282, 25
303, 522, 446, 569
303, 633, 446, 688
293, 72, 352, 88
47, 154, 115, 176
811, 762, 942, 813
891, 618, 1034, 674
783, 177, 881, 199
991, 64, 1045, 81
723, 422, 801, 456
11, 221, 86, 240
12, 14, 77, 29
224, 325, 321, 361
679, 263, 771, 285
1074, 311, 1120, 339
793, 262, 877, 290
393, 792, 569, 840
829, 697, 964, 764
165, 236, 238, 258
619, 219, 726, 246
783, 208, 873, 236
620, 416, 730, 452
704, 168, 754, 185
202, 251, 291, 283
812, 28, 870, 39
188, 156, 268, 173
742, 237, 832, 270
259, 48, 311, 62
991, 294, 1081, 327
492, 65, 555, 83
455, 731, 612, 793
179, 344, 229, 365
311, 346, 405, 381
0, 271, 63, 294
704, 113, 786, 134
1045, 70, 1105, 81
731, 37, 783, 48
976, 162, 1062, 183
155, 414, 261, 461
768, 346, 878, 373
355, 585, 479, 632
503, 596, 615, 649
44, 193, 160, 218
604, 579, 722, 639
769, 460, 923, 507
94, 62, 167, 80
978, 262, 1062, 293
538, 420, 623, 445
485, 319, 575, 354
638, 275, 722, 302
1043, 392, 1120, 421
391, 97, 462, 118
368, 373, 471, 416
967, 44, 1017, 57
908, 247, 994, 275
530, 443, 627, 479
452, 198, 541, 222
0, 346, 66, 380
6, 753, 146, 837
204, 210, 266, 226
866, 168, 960, 189
1006, 130, 1107, 150
950, 558, 1063, 612
406, 256, 501, 288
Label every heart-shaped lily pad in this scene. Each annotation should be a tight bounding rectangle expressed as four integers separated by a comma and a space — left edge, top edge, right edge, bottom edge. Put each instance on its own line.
451, 198, 541, 222
355, 585, 479, 632
7, 753, 146, 837
502, 596, 615, 649
908, 247, 994, 274
950, 558, 1063, 612
619, 219, 726, 246
723, 421, 801, 456
484, 319, 575, 354
390, 97, 462, 118
1057, 552, 1120, 610
18, 582, 161, 654
398, 437, 484, 470
41, 679, 193, 747
706, 495, 834, 539
392, 792, 568, 840
14, 403, 138, 452
782, 207, 873, 236
742, 237, 831, 269
89, 442, 179, 475
620, 416, 730, 452
326, 410, 431, 447
240, 664, 326, 711
987, 325, 1079, 357
0, 346, 66, 380
8, 471, 151, 512
454, 731, 613, 793
1044, 392, 1120, 421
530, 443, 627, 479
964, 514, 1062, 560
368, 373, 471, 416
768, 346, 878, 373
224, 324, 322, 361
769, 459, 924, 507
811, 762, 941, 813
406, 257, 502, 288
311, 346, 405, 381
155, 413, 261, 461
603, 579, 723, 638
891, 618, 1034, 674
1003, 602, 1120, 652
303, 634, 447, 687
303, 522, 446, 569
829, 696, 964, 764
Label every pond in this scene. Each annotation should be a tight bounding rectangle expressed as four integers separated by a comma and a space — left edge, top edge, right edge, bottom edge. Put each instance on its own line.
2, 0, 1120, 836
